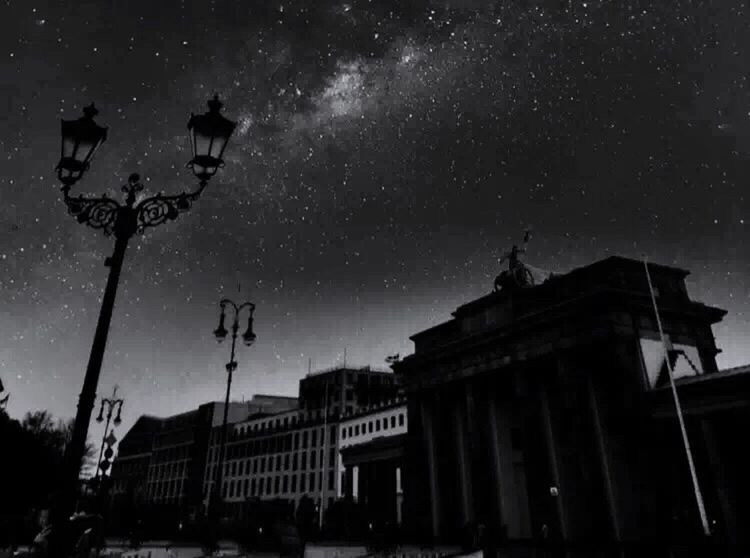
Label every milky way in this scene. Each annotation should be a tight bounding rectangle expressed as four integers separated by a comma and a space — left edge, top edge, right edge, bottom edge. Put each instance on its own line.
2, 0, 749, 441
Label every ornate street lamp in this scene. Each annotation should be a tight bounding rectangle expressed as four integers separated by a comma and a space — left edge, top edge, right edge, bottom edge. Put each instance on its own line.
53, 97, 236, 531
187, 95, 237, 181
207, 298, 256, 518
56, 104, 108, 187
94, 386, 124, 484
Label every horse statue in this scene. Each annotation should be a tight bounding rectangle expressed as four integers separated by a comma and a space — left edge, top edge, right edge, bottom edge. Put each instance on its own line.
493, 230, 535, 292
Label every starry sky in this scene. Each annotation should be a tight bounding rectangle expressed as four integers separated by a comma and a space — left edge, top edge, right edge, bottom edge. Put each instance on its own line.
2, 0, 749, 442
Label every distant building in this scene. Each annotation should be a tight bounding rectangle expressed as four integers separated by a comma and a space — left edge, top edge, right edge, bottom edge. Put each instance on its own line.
110, 396, 297, 518
338, 398, 408, 528
111, 367, 400, 525
210, 366, 399, 520
110, 415, 160, 506
396, 255, 750, 546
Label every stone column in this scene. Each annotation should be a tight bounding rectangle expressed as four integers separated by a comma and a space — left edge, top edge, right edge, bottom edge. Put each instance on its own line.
487, 387, 516, 535
701, 418, 735, 542
420, 391, 441, 538
455, 384, 474, 525
587, 371, 622, 542
396, 466, 403, 526
539, 380, 568, 540
352, 465, 359, 502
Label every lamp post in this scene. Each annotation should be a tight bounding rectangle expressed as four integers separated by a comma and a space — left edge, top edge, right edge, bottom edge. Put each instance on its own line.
94, 386, 124, 485
208, 298, 256, 518
53, 96, 236, 525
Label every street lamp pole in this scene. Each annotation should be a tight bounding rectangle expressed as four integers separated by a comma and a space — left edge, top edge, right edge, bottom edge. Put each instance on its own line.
52, 97, 236, 527
208, 299, 256, 519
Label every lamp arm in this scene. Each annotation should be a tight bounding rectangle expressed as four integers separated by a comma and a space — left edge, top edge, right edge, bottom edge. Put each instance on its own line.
62, 188, 122, 237
134, 180, 207, 233
238, 302, 256, 314
219, 298, 240, 315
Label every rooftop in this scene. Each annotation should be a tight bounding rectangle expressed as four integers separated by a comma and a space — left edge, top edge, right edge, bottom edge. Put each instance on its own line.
304, 364, 393, 378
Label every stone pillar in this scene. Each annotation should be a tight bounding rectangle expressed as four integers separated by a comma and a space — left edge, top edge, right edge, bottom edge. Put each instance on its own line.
487, 387, 516, 535
396, 466, 403, 526
539, 380, 568, 540
455, 385, 474, 525
587, 371, 622, 541
701, 418, 736, 542
352, 465, 359, 502
420, 392, 441, 538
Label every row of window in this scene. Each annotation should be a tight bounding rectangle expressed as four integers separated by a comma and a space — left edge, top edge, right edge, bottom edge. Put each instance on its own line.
341, 412, 405, 440
208, 447, 336, 481
219, 470, 336, 500
214, 425, 337, 461
150, 443, 190, 463
147, 478, 184, 500
229, 410, 349, 440
148, 459, 189, 481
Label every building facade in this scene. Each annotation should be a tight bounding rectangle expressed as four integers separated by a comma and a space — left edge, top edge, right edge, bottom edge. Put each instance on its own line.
208, 367, 399, 520
112, 367, 401, 525
338, 399, 408, 529
395, 255, 750, 547
110, 396, 297, 519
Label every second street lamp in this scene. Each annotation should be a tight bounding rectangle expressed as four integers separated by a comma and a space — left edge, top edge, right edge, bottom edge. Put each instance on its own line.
94, 385, 124, 484
53, 96, 236, 531
208, 298, 256, 518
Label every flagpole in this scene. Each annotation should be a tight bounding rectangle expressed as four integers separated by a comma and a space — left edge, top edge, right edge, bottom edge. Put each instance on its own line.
643, 257, 710, 536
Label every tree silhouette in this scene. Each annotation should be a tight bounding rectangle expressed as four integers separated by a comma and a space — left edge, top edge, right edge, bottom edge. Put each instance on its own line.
0, 409, 95, 547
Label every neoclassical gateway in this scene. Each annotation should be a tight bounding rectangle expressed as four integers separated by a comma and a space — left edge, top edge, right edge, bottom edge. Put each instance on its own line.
396, 256, 750, 547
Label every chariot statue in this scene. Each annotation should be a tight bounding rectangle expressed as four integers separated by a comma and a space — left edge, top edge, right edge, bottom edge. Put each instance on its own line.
494, 230, 535, 292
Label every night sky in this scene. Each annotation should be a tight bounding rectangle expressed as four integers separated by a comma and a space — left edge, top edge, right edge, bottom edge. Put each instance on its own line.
2, 0, 749, 441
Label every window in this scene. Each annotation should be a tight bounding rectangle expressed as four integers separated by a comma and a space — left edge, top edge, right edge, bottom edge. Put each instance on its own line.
376, 419, 381, 432
291, 474, 297, 492
260, 457, 266, 473
355, 425, 360, 436
311, 430, 317, 446
283, 475, 288, 493
275, 476, 280, 493
310, 450, 316, 467
300, 473, 306, 492
302, 431, 308, 448
251, 478, 256, 496
284, 454, 290, 469
293, 453, 298, 471
328, 471, 334, 490
276, 455, 281, 470
329, 447, 335, 464
253, 459, 258, 474
294, 432, 299, 449
390, 416, 396, 428
259, 477, 265, 495
342, 428, 347, 440
309, 473, 316, 491
398, 413, 404, 426
244, 478, 249, 497
368, 421, 373, 433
